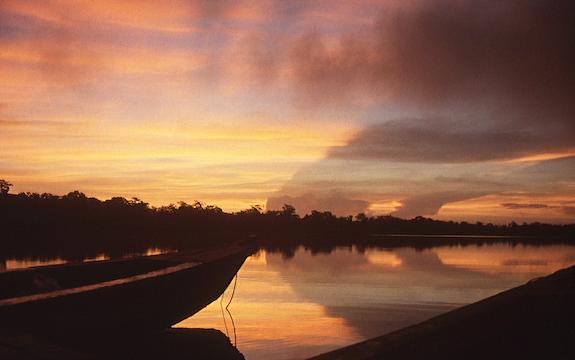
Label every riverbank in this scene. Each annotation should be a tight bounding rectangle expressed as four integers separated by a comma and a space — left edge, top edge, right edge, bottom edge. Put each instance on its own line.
310, 264, 575, 359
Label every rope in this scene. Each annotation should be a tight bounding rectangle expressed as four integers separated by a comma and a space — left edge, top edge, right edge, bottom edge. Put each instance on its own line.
226, 274, 238, 309
220, 290, 230, 340
220, 273, 239, 347
226, 303, 237, 347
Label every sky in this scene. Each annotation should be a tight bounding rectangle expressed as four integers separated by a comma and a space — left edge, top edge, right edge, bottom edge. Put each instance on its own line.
1, 0, 574, 223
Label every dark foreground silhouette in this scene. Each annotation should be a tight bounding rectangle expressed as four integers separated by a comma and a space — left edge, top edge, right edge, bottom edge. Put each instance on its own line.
310, 265, 575, 360
0, 243, 251, 359
0, 328, 244, 360
0, 244, 251, 334
1, 189, 573, 263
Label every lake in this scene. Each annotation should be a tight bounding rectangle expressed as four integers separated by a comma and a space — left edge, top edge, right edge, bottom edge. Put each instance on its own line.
175, 243, 575, 360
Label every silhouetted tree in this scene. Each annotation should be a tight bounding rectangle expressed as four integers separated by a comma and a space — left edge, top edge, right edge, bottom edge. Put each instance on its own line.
0, 179, 13, 196
281, 204, 297, 217
356, 213, 368, 222
0, 182, 573, 262
63, 190, 88, 201
238, 205, 262, 216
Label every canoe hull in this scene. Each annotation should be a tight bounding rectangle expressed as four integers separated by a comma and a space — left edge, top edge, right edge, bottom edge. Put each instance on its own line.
0, 248, 249, 334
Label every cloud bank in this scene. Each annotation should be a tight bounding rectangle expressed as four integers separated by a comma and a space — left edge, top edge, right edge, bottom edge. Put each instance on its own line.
328, 119, 575, 163
267, 1, 575, 221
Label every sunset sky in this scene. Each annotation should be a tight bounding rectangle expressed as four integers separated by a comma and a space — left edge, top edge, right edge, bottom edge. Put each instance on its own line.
1, 0, 574, 223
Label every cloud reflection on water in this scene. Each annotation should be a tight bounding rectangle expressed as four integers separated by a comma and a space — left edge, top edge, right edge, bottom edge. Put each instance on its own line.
177, 243, 575, 359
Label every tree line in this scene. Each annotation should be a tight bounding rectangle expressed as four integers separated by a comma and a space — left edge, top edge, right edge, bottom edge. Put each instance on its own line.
0, 185, 573, 261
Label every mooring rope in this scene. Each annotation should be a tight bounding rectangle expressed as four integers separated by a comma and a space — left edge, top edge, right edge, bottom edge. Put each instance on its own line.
226, 274, 238, 346
220, 290, 230, 341
226, 273, 238, 309
220, 273, 239, 347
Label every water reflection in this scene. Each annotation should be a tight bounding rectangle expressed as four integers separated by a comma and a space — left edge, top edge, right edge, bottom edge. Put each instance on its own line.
176, 243, 575, 360
3, 258, 68, 271
1, 247, 174, 271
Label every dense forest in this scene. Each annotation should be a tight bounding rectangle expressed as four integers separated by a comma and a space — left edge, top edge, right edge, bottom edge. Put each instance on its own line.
1, 184, 573, 261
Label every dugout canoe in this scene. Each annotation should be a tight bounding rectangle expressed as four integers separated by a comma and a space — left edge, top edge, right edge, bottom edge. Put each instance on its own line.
0, 242, 253, 334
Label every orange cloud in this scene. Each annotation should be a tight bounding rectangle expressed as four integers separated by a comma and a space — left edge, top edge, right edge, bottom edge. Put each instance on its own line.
438, 193, 575, 224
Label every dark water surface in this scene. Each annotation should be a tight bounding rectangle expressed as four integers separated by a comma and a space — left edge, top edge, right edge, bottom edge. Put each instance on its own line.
176, 243, 575, 360
3, 242, 574, 359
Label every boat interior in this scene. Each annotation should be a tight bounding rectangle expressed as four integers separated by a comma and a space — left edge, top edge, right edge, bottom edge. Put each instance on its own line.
0, 257, 177, 301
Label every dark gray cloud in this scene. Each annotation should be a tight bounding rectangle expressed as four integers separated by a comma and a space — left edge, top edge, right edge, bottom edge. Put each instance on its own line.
517, 156, 575, 180
275, 0, 575, 220
287, 0, 575, 163
501, 202, 575, 218
501, 203, 549, 210
288, 0, 575, 119
328, 119, 575, 163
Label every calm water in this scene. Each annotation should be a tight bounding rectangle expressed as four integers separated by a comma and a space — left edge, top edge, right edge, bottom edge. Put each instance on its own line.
3, 243, 574, 359
176, 243, 575, 360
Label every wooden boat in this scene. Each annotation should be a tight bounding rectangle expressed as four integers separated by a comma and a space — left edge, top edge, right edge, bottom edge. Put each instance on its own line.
0, 242, 253, 335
